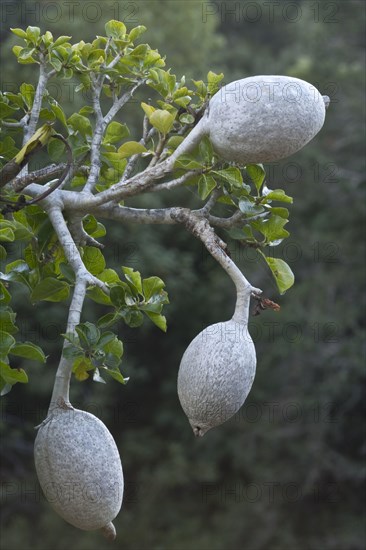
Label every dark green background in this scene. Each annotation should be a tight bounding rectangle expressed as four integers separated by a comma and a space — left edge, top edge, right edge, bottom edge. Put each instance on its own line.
0, 1, 365, 549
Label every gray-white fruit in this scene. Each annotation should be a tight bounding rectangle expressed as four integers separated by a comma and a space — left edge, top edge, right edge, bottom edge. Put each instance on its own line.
34, 407, 123, 539
170, 75, 328, 165
178, 318, 256, 437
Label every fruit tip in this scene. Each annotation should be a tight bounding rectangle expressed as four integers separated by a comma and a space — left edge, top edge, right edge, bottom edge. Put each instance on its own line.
101, 521, 116, 541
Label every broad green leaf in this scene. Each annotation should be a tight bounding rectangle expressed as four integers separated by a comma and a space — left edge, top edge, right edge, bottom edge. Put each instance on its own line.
213, 167, 243, 189
141, 102, 155, 118
0, 309, 18, 335
238, 198, 265, 216
50, 101, 68, 128
103, 336, 123, 358
20, 83, 35, 109
122, 266, 142, 294
9, 342, 46, 362
262, 255, 295, 294
98, 269, 120, 285
105, 20, 126, 39
207, 71, 224, 94
174, 155, 203, 170
246, 164, 265, 192
53, 35, 72, 47
198, 174, 217, 200
0, 101, 18, 119
83, 247, 106, 275
128, 25, 147, 42
103, 121, 129, 145
87, 286, 112, 305
76, 322, 100, 347
142, 277, 165, 301
110, 285, 126, 307
252, 215, 289, 244
117, 141, 147, 158
0, 331, 16, 357
179, 113, 195, 124
103, 367, 127, 384
31, 278, 70, 302
0, 228, 15, 242
47, 137, 65, 161
149, 109, 175, 134
145, 312, 167, 332
67, 113, 92, 138
123, 310, 144, 328
0, 282, 11, 303
0, 360, 28, 385
73, 357, 93, 381
265, 189, 293, 203
26, 26, 40, 43
269, 207, 289, 219
10, 28, 27, 39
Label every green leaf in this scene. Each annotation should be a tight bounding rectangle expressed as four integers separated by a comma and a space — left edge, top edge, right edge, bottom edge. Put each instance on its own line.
0, 360, 28, 385
269, 207, 289, 219
149, 109, 175, 134
103, 121, 129, 145
0, 331, 16, 357
145, 312, 167, 332
102, 335, 123, 358
122, 266, 142, 294
47, 137, 65, 161
117, 141, 147, 158
261, 255, 295, 294
10, 28, 27, 39
123, 310, 144, 328
142, 276, 165, 301
31, 278, 70, 302
0, 101, 18, 119
67, 113, 92, 138
141, 102, 155, 118
105, 20, 126, 39
53, 35, 72, 47
213, 167, 243, 189
73, 357, 93, 381
0, 228, 15, 242
110, 285, 126, 307
0, 282, 11, 303
174, 155, 203, 170
76, 322, 100, 347
128, 25, 147, 42
198, 174, 217, 200
265, 189, 293, 203
238, 198, 265, 216
179, 113, 195, 124
252, 215, 290, 244
20, 83, 35, 110
26, 26, 40, 43
83, 247, 106, 275
207, 71, 224, 95
50, 101, 68, 128
246, 164, 265, 193
9, 342, 46, 362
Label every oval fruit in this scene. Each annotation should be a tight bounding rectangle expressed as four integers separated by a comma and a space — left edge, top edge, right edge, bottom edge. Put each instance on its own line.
207, 75, 327, 163
170, 75, 328, 165
34, 407, 123, 537
177, 320, 256, 436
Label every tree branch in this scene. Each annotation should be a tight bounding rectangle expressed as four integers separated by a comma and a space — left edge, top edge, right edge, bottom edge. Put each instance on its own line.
47, 277, 87, 413
24, 55, 50, 142
169, 208, 262, 323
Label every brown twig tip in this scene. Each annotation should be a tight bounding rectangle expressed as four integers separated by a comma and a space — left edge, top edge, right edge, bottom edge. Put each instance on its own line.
252, 296, 281, 316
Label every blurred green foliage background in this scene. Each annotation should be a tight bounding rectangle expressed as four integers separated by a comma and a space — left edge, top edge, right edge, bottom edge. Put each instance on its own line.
0, 1, 365, 549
